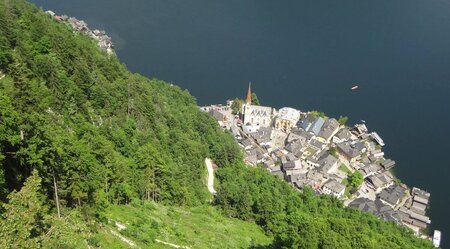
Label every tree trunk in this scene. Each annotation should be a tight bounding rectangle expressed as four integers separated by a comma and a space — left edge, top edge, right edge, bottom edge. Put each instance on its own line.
53, 172, 61, 218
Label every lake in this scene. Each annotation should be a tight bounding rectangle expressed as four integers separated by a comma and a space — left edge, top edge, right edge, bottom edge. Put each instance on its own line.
30, 0, 450, 247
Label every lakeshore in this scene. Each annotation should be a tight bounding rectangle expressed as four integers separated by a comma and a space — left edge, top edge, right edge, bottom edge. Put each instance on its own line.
45, 10, 114, 54
201, 85, 439, 246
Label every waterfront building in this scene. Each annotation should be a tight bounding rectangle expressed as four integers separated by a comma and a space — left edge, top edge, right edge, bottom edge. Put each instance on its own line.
310, 117, 326, 135
275, 107, 300, 131
317, 118, 340, 143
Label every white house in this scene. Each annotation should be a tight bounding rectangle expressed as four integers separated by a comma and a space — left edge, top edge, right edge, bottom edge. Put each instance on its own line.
322, 180, 346, 199
275, 107, 300, 131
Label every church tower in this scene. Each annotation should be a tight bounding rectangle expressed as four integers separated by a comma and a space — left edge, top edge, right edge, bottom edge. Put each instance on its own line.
245, 81, 252, 105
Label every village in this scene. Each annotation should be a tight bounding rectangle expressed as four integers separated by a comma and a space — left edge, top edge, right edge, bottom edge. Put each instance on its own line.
45, 10, 114, 54
201, 83, 435, 241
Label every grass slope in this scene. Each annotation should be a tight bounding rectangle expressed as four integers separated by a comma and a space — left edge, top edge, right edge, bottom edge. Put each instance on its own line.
96, 202, 272, 249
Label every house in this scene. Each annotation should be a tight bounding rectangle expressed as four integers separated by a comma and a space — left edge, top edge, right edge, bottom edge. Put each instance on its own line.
353, 123, 368, 136
371, 149, 384, 158
317, 154, 339, 174
381, 159, 396, 170
379, 185, 408, 208
264, 159, 276, 169
309, 139, 325, 151
286, 128, 311, 144
360, 163, 382, 178
322, 180, 346, 198
275, 107, 300, 131
208, 109, 225, 123
409, 212, 431, 224
269, 166, 284, 179
366, 171, 394, 191
336, 142, 361, 164
282, 160, 301, 172
242, 123, 260, 134
349, 198, 379, 216
230, 125, 241, 139
297, 114, 316, 131
285, 140, 304, 154
244, 154, 257, 166
310, 117, 326, 135
242, 104, 275, 127
251, 127, 272, 146
411, 187, 430, 205
305, 157, 319, 168
239, 139, 253, 150
333, 128, 353, 143
317, 118, 340, 143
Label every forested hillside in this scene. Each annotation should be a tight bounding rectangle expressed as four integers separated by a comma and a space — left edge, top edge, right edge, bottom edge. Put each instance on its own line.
0, 0, 434, 248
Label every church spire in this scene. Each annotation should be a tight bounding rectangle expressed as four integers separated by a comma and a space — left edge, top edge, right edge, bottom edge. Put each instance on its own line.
246, 81, 252, 105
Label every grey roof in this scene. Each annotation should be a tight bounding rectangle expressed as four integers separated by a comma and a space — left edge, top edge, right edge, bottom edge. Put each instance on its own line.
286, 128, 310, 144
270, 170, 285, 179
352, 142, 366, 152
285, 140, 304, 153
245, 154, 257, 165
208, 109, 224, 121
310, 117, 326, 135
335, 128, 352, 141
360, 163, 382, 177
264, 159, 276, 168
412, 187, 430, 200
349, 198, 379, 215
367, 171, 393, 189
379, 185, 407, 206
319, 118, 340, 140
382, 159, 396, 170
323, 179, 345, 194
336, 142, 361, 159
318, 154, 339, 174
283, 160, 299, 170
309, 139, 325, 150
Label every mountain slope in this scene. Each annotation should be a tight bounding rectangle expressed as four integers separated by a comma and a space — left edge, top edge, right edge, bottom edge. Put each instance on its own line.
0, 1, 434, 248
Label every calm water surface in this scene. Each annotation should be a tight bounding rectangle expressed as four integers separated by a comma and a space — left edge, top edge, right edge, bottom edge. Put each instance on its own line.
30, 0, 450, 247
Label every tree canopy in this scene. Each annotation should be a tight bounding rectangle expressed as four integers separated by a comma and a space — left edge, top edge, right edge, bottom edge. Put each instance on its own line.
0, 1, 434, 248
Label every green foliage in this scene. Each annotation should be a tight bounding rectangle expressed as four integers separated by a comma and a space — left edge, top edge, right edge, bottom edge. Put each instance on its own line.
339, 164, 352, 175
251, 93, 260, 105
230, 98, 243, 114
0, 170, 89, 248
338, 115, 349, 126
215, 164, 434, 249
0, 1, 435, 248
328, 147, 337, 157
98, 202, 272, 248
0, 170, 48, 248
310, 110, 327, 118
349, 171, 364, 189
0, 0, 240, 208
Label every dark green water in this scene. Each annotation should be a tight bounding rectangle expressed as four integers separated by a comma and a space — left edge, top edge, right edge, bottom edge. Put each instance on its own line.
30, 0, 450, 246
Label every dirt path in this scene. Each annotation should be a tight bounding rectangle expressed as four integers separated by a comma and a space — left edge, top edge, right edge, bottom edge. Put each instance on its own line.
110, 229, 138, 247
155, 239, 191, 249
205, 158, 217, 195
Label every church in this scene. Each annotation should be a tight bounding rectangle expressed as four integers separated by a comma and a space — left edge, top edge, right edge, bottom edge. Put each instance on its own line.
242, 82, 275, 128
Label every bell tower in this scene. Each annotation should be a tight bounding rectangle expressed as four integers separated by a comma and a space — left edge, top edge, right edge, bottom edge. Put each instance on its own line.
245, 81, 252, 105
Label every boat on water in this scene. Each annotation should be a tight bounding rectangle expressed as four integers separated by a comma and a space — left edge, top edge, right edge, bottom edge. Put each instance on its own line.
351, 85, 359, 91
433, 230, 441, 248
